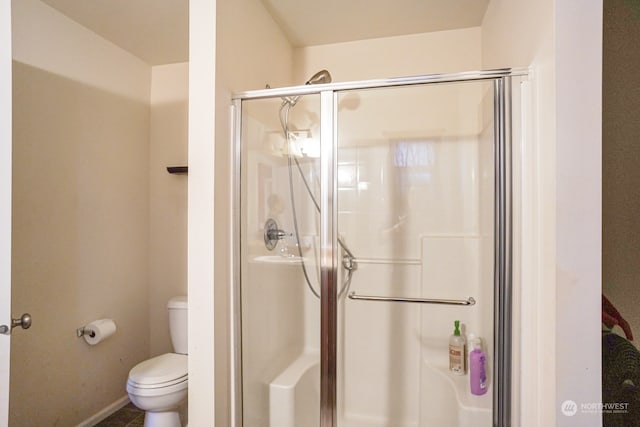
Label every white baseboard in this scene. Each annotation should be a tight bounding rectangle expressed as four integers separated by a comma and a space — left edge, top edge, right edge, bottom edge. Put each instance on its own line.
75, 395, 130, 427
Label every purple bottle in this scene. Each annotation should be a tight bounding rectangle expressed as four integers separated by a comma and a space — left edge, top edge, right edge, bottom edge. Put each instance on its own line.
469, 338, 488, 395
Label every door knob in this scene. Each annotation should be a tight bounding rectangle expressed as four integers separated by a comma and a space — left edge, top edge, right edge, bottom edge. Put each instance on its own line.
0, 313, 32, 335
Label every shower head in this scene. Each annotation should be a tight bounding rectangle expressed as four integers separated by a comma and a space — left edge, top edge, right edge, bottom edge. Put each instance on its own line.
281, 70, 332, 108
305, 69, 332, 85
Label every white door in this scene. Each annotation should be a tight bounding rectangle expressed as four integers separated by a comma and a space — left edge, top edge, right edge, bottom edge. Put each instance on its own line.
0, 2, 12, 424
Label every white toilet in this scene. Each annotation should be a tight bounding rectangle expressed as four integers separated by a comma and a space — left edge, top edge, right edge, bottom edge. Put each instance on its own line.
127, 296, 188, 427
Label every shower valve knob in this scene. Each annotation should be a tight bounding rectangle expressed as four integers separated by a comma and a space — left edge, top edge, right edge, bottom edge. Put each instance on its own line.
267, 229, 287, 240
264, 218, 288, 250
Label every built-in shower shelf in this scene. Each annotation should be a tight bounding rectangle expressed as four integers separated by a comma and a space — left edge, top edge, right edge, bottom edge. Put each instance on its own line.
426, 361, 493, 414
166, 166, 188, 174
251, 255, 304, 265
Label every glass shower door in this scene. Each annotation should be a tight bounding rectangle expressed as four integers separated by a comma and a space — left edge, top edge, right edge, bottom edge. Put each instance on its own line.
335, 81, 496, 427
237, 94, 323, 427
233, 71, 515, 427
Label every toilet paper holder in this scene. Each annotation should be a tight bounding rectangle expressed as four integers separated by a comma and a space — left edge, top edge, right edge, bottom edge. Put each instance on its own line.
76, 325, 96, 338
77, 318, 117, 345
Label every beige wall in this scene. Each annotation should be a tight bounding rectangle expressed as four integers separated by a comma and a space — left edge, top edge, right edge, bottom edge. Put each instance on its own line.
11, 60, 150, 426
214, 0, 294, 425
149, 62, 189, 357
10, 0, 152, 425
293, 27, 481, 83
603, 1, 640, 346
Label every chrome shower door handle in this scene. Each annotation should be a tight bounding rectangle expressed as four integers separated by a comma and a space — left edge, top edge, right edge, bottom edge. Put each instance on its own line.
0, 313, 32, 335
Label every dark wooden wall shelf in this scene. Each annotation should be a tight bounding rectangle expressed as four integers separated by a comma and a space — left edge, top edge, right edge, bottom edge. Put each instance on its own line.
167, 166, 188, 174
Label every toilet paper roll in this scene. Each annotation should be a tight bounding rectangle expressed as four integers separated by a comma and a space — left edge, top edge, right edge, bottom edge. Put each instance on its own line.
83, 319, 116, 345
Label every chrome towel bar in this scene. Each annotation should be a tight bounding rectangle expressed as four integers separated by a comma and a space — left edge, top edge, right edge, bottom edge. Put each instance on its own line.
351, 257, 421, 265
348, 292, 476, 306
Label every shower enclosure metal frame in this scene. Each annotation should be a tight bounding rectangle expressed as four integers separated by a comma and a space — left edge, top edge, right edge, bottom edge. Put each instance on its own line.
230, 68, 524, 427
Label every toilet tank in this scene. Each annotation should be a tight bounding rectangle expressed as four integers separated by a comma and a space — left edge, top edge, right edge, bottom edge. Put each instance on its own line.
168, 296, 188, 354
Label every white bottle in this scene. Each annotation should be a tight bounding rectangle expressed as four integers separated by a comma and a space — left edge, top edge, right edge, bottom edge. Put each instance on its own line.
449, 320, 466, 375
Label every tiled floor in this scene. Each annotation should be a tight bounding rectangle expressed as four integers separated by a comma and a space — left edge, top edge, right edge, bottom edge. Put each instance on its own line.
94, 402, 145, 427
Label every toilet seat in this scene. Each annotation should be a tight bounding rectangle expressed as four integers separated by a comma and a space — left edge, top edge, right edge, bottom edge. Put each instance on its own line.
127, 376, 188, 398
127, 353, 187, 389
128, 375, 187, 390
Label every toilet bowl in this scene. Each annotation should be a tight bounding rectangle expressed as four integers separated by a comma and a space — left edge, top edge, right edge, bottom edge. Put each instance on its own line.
127, 297, 188, 427
127, 353, 187, 427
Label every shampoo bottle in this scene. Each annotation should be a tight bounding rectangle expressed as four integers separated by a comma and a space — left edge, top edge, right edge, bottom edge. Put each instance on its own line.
469, 337, 488, 395
449, 320, 466, 375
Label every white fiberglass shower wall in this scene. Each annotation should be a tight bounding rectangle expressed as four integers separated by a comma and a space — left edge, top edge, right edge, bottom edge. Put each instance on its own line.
233, 70, 517, 427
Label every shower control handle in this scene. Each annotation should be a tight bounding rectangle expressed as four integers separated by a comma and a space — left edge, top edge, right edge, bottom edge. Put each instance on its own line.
267, 229, 287, 241
264, 218, 289, 251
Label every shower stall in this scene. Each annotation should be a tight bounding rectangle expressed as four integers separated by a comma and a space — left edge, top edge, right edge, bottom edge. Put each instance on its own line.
231, 69, 522, 427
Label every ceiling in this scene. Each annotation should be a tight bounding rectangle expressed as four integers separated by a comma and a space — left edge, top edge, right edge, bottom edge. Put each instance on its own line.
39, 0, 489, 65
39, 0, 189, 65
262, 0, 490, 47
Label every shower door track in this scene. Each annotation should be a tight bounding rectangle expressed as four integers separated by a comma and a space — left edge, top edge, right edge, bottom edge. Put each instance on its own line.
232, 67, 527, 101
231, 68, 521, 427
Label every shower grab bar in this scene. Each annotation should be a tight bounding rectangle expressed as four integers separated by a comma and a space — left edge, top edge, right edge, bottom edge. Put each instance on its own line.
351, 257, 421, 265
348, 292, 476, 306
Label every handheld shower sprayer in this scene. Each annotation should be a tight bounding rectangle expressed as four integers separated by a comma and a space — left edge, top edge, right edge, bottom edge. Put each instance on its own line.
275, 69, 358, 300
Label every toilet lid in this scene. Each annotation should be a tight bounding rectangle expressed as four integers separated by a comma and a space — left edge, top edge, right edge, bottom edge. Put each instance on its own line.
128, 353, 187, 387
